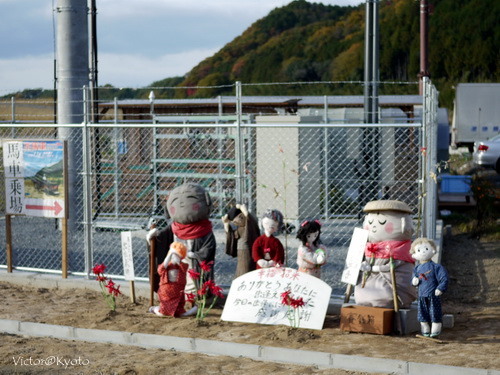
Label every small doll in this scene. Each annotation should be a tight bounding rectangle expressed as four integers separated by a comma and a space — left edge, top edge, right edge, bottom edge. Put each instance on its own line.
222, 204, 260, 278
411, 238, 449, 338
296, 219, 327, 278
149, 242, 197, 317
251, 209, 285, 269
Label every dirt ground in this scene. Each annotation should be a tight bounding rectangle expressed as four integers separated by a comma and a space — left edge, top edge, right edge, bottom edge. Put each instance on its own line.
0, 232, 498, 375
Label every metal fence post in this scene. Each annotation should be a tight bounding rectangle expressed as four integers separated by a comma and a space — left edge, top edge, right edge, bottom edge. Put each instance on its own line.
422, 77, 438, 240
235, 81, 244, 204
426, 78, 438, 240
323, 95, 329, 219
113, 97, 120, 218
10, 97, 16, 138
82, 86, 93, 278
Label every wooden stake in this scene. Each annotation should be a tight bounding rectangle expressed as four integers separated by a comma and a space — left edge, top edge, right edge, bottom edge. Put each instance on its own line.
416, 334, 445, 344
6, 215, 13, 273
129, 280, 136, 304
61, 217, 68, 278
149, 238, 156, 307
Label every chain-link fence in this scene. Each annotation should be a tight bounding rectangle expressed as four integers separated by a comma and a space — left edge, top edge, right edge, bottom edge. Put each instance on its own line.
0, 79, 439, 295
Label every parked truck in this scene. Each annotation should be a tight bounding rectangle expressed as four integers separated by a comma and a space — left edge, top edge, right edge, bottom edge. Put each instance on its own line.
451, 83, 500, 152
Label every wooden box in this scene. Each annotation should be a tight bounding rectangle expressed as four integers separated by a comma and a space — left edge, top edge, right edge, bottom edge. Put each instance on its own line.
340, 305, 394, 335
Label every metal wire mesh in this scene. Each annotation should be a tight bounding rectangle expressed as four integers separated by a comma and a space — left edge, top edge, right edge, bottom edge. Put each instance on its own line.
0, 80, 437, 296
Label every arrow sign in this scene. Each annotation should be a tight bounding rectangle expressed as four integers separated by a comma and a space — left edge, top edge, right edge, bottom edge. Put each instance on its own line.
26, 200, 64, 217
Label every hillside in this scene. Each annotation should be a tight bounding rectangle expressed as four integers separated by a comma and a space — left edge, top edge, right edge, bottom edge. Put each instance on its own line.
170, 0, 499, 108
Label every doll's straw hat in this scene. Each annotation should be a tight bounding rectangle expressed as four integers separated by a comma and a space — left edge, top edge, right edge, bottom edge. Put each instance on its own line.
363, 200, 412, 214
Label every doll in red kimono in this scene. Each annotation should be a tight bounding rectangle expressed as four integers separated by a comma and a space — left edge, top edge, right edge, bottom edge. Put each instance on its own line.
252, 209, 285, 269
149, 242, 197, 317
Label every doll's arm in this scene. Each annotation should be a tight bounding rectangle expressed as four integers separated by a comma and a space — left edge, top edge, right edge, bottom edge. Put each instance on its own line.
435, 263, 449, 296
221, 214, 230, 233
298, 246, 316, 268
188, 233, 216, 262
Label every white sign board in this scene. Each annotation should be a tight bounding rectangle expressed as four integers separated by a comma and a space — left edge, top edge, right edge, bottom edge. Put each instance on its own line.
341, 228, 369, 285
3, 140, 66, 218
221, 267, 332, 330
121, 231, 135, 281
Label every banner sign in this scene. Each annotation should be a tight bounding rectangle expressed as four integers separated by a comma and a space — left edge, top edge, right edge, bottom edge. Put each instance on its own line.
3, 140, 66, 218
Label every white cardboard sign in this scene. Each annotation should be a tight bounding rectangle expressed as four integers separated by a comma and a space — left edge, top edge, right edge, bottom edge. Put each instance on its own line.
121, 231, 135, 281
221, 267, 332, 330
341, 227, 369, 285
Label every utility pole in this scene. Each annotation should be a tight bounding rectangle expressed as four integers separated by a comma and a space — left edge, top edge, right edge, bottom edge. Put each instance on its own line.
56, 0, 89, 230
419, 0, 430, 95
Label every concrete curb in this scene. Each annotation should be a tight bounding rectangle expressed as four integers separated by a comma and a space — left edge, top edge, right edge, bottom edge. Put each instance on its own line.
0, 319, 497, 375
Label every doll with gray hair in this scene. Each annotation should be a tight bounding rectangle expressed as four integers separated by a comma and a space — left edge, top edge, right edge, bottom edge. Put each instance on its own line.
354, 200, 417, 309
411, 238, 449, 337
251, 209, 285, 269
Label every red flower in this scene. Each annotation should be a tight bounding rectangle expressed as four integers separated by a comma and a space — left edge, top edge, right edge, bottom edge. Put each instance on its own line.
211, 285, 224, 299
366, 243, 378, 254
105, 279, 116, 293
199, 261, 213, 272
188, 269, 200, 280
110, 285, 122, 297
203, 280, 224, 298
185, 292, 196, 304
290, 297, 305, 309
198, 284, 208, 296
281, 290, 291, 306
96, 275, 107, 282
92, 264, 106, 275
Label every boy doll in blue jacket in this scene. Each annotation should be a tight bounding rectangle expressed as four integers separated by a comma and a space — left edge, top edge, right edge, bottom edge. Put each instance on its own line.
410, 238, 449, 338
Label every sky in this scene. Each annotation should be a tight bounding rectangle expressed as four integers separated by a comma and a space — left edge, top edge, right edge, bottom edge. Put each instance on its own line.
0, 0, 364, 95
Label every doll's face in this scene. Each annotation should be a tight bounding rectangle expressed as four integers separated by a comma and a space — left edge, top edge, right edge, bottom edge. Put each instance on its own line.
166, 183, 211, 224
262, 217, 278, 237
306, 231, 319, 245
363, 210, 412, 242
231, 212, 246, 228
411, 241, 435, 262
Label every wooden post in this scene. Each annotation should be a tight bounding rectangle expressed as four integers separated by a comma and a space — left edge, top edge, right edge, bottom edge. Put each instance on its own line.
61, 217, 68, 278
149, 238, 156, 307
129, 280, 136, 304
6, 215, 13, 273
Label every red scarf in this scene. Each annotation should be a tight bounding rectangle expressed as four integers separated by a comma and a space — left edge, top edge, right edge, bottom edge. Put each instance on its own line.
365, 240, 414, 263
172, 219, 213, 240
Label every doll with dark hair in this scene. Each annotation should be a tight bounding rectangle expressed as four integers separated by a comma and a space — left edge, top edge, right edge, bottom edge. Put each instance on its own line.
296, 219, 327, 278
222, 204, 260, 278
251, 209, 285, 269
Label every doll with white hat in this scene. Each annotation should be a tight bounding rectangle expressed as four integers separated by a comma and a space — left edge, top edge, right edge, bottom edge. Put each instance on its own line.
354, 200, 417, 308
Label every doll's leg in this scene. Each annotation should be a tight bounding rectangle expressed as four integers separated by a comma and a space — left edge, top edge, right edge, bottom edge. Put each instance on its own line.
418, 297, 431, 336
148, 305, 166, 317
429, 295, 443, 337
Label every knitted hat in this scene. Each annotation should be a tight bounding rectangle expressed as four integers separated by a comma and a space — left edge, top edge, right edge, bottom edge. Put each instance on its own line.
363, 200, 412, 214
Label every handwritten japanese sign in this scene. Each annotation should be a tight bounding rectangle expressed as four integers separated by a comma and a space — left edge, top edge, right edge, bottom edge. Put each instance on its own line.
121, 231, 135, 281
341, 228, 369, 285
3, 140, 66, 218
221, 267, 332, 330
